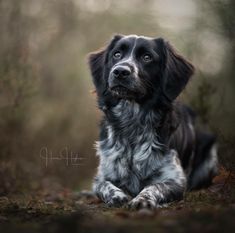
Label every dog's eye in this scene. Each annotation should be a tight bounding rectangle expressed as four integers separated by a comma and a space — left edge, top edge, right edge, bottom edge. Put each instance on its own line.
142, 54, 152, 62
113, 51, 122, 59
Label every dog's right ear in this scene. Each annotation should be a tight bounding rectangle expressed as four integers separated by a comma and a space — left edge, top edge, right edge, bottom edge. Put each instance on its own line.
88, 49, 106, 95
87, 35, 123, 96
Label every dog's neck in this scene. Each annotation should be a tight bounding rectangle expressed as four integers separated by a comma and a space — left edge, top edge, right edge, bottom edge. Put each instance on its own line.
111, 99, 162, 122
104, 100, 163, 144
103, 99, 177, 147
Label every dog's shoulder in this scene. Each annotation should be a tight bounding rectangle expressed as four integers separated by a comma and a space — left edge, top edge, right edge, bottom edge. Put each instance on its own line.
172, 102, 196, 125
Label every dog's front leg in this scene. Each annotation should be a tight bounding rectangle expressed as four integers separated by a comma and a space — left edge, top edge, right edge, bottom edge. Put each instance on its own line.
93, 179, 130, 207
128, 150, 186, 209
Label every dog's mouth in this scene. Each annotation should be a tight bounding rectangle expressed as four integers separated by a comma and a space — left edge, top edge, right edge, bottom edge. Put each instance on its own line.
110, 86, 135, 99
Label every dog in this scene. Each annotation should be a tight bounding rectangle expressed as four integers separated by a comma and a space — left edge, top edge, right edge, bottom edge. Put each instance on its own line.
88, 34, 218, 209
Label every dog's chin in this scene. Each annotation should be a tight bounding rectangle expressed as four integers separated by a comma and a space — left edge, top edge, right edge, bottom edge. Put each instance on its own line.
110, 86, 137, 100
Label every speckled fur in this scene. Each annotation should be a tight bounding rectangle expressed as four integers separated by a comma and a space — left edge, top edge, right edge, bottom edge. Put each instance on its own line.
88, 35, 218, 209
93, 100, 190, 208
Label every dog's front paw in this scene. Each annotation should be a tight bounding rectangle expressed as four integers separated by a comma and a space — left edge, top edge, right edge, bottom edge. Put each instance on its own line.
128, 196, 156, 210
107, 191, 130, 207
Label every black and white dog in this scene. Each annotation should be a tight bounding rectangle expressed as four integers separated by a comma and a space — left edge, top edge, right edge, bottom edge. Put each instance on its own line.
88, 35, 218, 209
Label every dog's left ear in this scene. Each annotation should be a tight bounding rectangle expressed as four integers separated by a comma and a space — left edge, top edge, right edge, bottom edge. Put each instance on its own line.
156, 38, 195, 101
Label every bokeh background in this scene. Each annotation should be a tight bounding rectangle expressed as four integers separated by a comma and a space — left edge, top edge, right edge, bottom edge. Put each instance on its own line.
0, 0, 234, 196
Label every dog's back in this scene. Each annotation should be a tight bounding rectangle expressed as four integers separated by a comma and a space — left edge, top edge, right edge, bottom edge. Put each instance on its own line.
168, 104, 218, 190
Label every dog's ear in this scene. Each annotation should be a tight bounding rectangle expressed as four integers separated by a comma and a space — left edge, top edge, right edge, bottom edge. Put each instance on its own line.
156, 38, 195, 101
87, 34, 123, 96
88, 48, 106, 95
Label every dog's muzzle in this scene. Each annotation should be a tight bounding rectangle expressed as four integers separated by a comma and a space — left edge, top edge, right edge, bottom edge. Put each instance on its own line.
108, 63, 143, 99
109, 65, 132, 88
112, 65, 131, 79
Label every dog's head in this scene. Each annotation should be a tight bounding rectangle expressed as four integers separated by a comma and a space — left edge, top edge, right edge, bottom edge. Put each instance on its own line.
88, 35, 194, 104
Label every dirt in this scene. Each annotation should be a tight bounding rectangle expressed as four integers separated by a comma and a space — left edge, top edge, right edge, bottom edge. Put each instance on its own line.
0, 167, 235, 233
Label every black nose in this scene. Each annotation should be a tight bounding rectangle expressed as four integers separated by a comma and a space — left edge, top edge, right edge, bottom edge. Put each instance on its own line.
112, 66, 131, 78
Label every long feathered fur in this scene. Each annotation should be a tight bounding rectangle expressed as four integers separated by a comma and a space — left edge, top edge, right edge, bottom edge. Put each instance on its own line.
88, 35, 218, 209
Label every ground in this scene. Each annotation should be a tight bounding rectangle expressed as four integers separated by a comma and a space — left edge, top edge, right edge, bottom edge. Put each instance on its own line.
0, 167, 235, 233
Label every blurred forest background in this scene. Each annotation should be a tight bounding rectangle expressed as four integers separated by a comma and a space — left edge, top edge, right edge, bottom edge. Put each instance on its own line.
0, 0, 234, 196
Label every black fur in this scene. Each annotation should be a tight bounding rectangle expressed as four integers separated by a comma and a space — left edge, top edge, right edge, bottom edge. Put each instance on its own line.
88, 35, 218, 209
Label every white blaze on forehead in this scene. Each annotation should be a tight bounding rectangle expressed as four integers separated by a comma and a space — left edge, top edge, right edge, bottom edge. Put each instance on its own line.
114, 36, 139, 75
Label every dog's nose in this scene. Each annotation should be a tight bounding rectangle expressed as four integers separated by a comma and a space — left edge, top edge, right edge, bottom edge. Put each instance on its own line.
112, 66, 131, 79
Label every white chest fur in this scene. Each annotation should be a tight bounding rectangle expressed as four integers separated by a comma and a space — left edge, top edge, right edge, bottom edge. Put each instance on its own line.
95, 100, 167, 195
